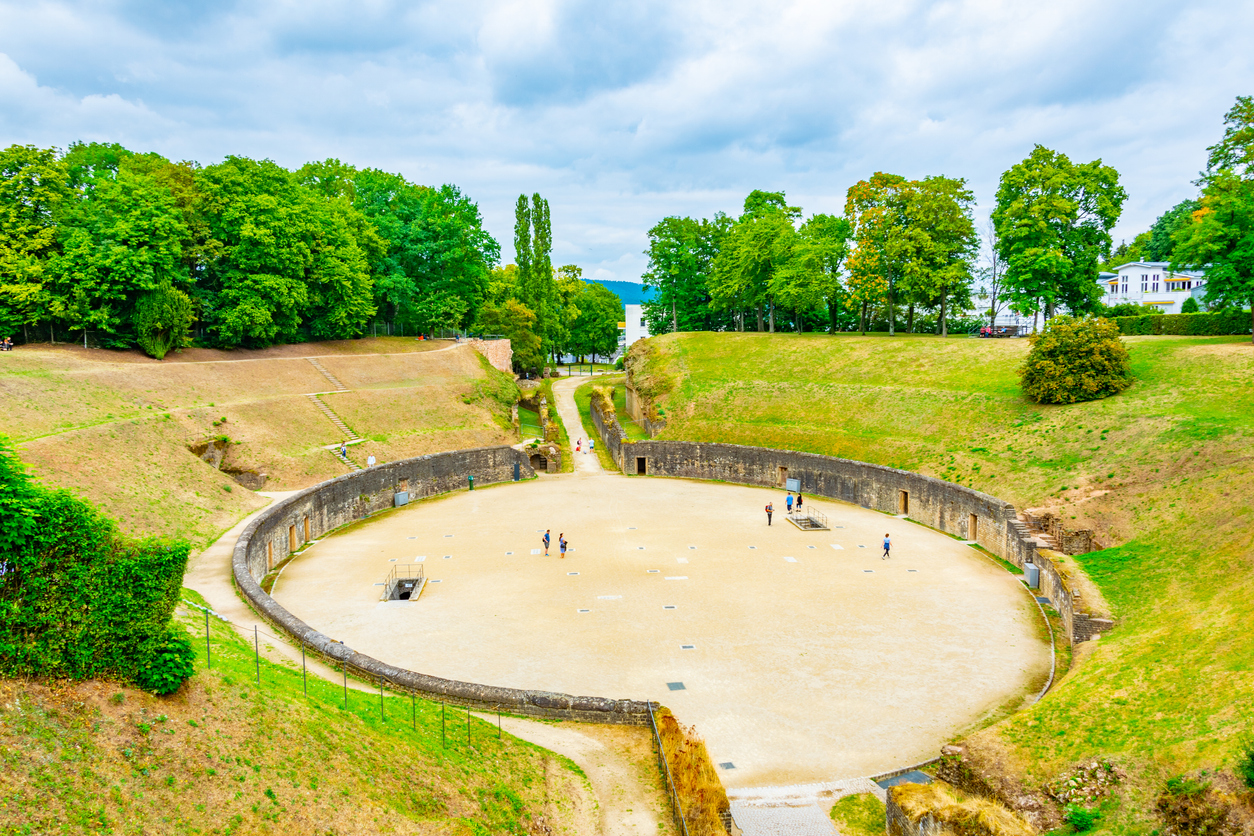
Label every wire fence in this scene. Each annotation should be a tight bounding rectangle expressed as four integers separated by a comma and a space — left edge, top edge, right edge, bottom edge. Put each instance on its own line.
182, 600, 502, 749
185, 598, 692, 834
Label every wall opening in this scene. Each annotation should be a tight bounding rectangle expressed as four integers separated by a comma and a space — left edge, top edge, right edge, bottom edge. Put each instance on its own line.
288, 525, 297, 553
899, 490, 909, 515
267, 541, 273, 571
303, 516, 310, 542
529, 454, 548, 470
778, 466, 788, 487
637, 457, 648, 475
969, 513, 978, 541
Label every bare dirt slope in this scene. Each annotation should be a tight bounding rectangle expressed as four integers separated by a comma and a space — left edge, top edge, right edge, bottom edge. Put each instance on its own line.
1, 338, 516, 550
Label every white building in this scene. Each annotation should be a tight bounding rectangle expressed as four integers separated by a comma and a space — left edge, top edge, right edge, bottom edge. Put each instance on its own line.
620, 304, 651, 355
1099, 261, 1206, 313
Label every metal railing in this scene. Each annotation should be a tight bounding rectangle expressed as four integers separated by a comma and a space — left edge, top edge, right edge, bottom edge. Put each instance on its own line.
788, 506, 829, 530
382, 563, 426, 601
647, 704, 690, 836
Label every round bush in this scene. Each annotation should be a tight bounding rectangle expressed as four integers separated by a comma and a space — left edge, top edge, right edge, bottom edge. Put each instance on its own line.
1020, 316, 1133, 404
135, 626, 196, 695
1181, 296, 1201, 313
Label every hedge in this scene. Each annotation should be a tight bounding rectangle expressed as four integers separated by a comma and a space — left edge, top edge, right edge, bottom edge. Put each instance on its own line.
1114, 309, 1252, 336
0, 438, 193, 692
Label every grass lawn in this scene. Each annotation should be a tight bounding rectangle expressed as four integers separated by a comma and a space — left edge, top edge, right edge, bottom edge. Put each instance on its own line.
573, 378, 624, 471
0, 587, 592, 836
0, 339, 516, 550
636, 331, 1254, 832
829, 792, 887, 836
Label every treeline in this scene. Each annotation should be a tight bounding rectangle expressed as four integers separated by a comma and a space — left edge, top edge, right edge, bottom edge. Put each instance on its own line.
0, 143, 623, 367
0, 143, 506, 356
642, 96, 1254, 338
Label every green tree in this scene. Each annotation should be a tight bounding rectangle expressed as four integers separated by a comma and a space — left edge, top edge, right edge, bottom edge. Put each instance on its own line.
1181, 296, 1200, 313
640, 213, 732, 333
710, 191, 800, 332
475, 299, 543, 373
47, 156, 190, 346
0, 145, 70, 341
1020, 315, 1133, 404
1147, 200, 1200, 262
569, 281, 623, 361
993, 146, 1126, 328
773, 213, 850, 332
845, 173, 909, 334
1174, 96, 1254, 341
899, 176, 979, 337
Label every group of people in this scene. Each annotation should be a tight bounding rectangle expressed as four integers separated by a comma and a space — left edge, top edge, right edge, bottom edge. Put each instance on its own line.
542, 529, 569, 557
763, 493, 893, 558
764, 491, 805, 525
0, 337, 13, 351
575, 437, 594, 454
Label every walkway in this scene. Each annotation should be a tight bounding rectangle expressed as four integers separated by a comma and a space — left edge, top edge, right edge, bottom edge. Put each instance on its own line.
550, 375, 608, 475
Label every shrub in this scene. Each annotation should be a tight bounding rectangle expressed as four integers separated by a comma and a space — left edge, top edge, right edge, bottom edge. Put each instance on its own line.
1113, 309, 1251, 336
1064, 804, 1101, 832
134, 282, 194, 360
136, 626, 196, 694
1181, 296, 1201, 313
1020, 316, 1133, 404
1235, 737, 1254, 789
1156, 776, 1237, 836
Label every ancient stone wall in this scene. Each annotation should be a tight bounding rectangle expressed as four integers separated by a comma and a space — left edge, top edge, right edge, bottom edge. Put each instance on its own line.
886, 789, 945, 836
587, 397, 1102, 646
465, 337, 513, 374
231, 446, 654, 723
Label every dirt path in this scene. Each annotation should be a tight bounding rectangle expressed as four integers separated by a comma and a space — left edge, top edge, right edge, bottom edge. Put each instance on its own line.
483, 715, 675, 836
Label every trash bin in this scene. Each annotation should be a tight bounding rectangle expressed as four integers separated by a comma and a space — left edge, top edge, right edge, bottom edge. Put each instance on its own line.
1023, 561, 1039, 589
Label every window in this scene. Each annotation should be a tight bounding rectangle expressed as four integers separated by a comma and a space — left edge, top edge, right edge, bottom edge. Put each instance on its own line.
1152, 274, 1159, 292
1122, 282, 1128, 293
1141, 277, 1148, 292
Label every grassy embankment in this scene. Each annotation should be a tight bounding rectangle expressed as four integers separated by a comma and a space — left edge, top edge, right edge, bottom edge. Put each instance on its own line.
0, 338, 517, 551
572, 376, 649, 468
634, 331, 1254, 832
0, 589, 591, 836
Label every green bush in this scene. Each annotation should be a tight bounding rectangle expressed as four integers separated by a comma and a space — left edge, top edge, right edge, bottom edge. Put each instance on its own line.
1020, 316, 1133, 404
136, 625, 196, 694
1064, 804, 1100, 832
1181, 296, 1200, 313
1235, 737, 1254, 789
0, 436, 192, 691
134, 281, 194, 360
1113, 309, 1251, 336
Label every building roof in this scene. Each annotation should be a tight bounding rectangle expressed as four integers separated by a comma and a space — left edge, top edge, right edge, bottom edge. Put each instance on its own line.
1110, 261, 1205, 278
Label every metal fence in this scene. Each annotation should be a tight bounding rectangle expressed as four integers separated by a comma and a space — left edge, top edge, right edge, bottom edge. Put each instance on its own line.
381, 563, 425, 601
648, 704, 691, 836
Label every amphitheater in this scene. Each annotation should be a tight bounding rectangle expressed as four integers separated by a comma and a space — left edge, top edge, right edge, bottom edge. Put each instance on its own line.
250, 376, 1052, 794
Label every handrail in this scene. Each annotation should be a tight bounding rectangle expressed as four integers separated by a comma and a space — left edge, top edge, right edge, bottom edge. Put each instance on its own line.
648, 704, 690, 836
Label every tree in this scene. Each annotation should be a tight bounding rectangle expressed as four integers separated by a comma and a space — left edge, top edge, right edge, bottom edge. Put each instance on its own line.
0, 145, 70, 341
1147, 200, 1200, 262
569, 281, 623, 361
513, 194, 556, 358
47, 156, 190, 346
1174, 96, 1254, 342
993, 146, 1126, 329
774, 213, 851, 332
897, 176, 978, 336
845, 173, 909, 334
977, 217, 1009, 327
641, 213, 732, 334
475, 299, 543, 373
134, 281, 194, 359
1019, 315, 1133, 404
1181, 296, 1201, 313
710, 191, 800, 332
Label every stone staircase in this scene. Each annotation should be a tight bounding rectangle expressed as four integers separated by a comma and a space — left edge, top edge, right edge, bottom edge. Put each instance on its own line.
307, 393, 363, 471
307, 357, 348, 391
1016, 514, 1060, 551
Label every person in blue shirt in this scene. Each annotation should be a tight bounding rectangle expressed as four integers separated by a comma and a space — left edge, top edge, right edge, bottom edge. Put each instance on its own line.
882, 534, 891, 559
786, 493, 794, 514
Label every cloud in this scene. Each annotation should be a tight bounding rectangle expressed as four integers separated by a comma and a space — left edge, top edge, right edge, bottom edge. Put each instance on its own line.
0, 0, 1251, 281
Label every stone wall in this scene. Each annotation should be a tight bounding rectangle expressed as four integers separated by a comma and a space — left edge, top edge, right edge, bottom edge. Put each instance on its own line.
886, 788, 946, 836
588, 400, 1102, 646
465, 337, 513, 374
1021, 510, 1098, 555
231, 446, 654, 723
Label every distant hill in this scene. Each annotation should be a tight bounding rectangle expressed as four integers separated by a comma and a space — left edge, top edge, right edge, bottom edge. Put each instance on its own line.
584, 279, 653, 306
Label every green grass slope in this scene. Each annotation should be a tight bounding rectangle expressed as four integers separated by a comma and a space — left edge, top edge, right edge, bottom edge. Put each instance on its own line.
0, 339, 517, 550
0, 593, 592, 836
635, 331, 1254, 831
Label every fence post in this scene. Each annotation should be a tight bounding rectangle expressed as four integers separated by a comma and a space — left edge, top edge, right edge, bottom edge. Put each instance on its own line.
412, 694, 416, 731
379, 679, 384, 722
343, 667, 347, 709
442, 703, 446, 748
301, 641, 306, 696
498, 709, 501, 740
467, 706, 471, 748
204, 610, 211, 669
254, 626, 260, 685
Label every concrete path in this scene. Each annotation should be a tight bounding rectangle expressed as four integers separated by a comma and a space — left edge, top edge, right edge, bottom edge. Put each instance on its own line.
550, 375, 605, 475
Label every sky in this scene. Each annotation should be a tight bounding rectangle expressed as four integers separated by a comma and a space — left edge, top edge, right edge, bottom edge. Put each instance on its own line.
2, 0, 1252, 284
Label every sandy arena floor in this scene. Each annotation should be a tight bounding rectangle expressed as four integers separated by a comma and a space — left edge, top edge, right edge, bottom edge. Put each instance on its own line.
273, 468, 1050, 789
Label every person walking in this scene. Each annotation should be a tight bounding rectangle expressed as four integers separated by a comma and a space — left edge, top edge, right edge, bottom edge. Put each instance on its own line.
765, 502, 773, 526
576, 438, 582, 454
589, 438, 595, 455
339, 441, 347, 458
543, 529, 551, 556
367, 454, 376, 468
786, 493, 794, 514
559, 534, 568, 558
882, 534, 891, 559
796, 493, 803, 511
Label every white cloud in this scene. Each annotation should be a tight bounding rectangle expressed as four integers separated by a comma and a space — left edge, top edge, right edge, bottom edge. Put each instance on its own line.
1, 0, 1251, 280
